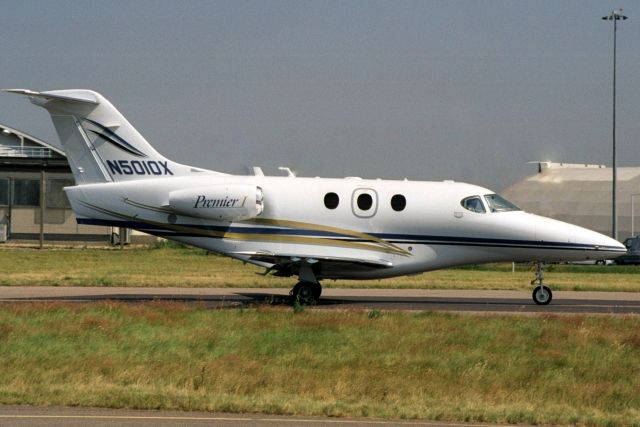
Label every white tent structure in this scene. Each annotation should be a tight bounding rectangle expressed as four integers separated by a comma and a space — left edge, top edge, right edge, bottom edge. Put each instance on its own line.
502, 162, 640, 241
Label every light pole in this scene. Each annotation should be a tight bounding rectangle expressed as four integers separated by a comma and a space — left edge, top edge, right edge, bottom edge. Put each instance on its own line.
602, 9, 627, 241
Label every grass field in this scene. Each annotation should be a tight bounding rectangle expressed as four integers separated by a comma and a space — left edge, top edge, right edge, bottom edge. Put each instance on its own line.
0, 245, 639, 292
0, 303, 639, 426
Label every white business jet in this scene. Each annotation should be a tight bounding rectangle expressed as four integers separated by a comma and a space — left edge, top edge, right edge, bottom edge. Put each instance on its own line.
5, 89, 626, 305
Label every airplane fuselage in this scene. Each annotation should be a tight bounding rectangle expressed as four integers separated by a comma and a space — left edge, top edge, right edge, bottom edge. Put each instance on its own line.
67, 174, 623, 280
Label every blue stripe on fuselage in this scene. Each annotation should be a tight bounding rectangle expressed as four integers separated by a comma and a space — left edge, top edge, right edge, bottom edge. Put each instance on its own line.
76, 218, 620, 252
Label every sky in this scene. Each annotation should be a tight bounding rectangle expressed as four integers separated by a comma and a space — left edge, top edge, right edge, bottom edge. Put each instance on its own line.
0, 0, 638, 190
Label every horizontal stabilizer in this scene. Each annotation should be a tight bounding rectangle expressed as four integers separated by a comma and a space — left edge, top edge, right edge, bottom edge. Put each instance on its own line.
3, 89, 99, 105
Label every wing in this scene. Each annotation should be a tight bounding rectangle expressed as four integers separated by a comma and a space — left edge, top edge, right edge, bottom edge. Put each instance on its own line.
233, 251, 393, 278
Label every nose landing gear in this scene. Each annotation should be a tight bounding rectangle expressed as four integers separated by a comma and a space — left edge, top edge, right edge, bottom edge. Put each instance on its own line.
531, 261, 552, 305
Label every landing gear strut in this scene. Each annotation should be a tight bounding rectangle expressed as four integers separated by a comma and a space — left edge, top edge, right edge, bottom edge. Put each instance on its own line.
530, 261, 552, 305
290, 261, 322, 305
290, 281, 322, 305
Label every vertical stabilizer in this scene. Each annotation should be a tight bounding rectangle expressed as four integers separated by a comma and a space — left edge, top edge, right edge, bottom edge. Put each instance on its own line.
4, 89, 218, 184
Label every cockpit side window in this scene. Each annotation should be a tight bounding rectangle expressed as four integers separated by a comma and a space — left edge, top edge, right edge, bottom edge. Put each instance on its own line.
484, 194, 521, 213
461, 196, 486, 213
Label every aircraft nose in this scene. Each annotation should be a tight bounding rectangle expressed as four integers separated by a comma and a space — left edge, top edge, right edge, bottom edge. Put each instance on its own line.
571, 226, 626, 258
594, 234, 627, 255
532, 214, 627, 261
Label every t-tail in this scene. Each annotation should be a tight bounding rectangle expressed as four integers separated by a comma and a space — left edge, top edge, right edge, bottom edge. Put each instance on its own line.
4, 89, 222, 184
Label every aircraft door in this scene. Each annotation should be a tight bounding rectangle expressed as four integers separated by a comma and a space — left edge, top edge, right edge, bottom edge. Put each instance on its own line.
351, 188, 378, 218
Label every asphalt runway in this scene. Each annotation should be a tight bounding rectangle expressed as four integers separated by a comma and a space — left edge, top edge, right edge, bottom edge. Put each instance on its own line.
0, 405, 536, 427
1, 286, 640, 314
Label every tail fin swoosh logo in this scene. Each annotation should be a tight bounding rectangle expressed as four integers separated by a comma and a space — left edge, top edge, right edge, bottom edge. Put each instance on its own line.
83, 118, 147, 158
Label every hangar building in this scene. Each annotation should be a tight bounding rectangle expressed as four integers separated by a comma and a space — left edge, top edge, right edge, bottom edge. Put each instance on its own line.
502, 162, 638, 240
0, 123, 143, 244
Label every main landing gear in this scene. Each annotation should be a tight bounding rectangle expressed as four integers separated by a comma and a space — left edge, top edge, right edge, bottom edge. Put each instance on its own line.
290, 281, 322, 305
530, 261, 552, 305
289, 261, 322, 305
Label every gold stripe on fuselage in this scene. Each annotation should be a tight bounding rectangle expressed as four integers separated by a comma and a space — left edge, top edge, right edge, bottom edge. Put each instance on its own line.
244, 218, 411, 256
79, 201, 411, 257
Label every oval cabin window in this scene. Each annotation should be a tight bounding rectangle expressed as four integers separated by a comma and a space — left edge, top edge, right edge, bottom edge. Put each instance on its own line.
391, 194, 406, 211
357, 193, 373, 211
324, 192, 339, 209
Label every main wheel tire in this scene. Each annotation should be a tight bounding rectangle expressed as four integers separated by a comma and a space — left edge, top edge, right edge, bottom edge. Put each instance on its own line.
532, 285, 552, 305
595, 260, 605, 265
291, 282, 318, 305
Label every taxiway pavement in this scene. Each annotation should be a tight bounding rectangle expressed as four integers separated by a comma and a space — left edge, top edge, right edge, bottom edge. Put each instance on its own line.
0, 405, 543, 427
1, 286, 639, 314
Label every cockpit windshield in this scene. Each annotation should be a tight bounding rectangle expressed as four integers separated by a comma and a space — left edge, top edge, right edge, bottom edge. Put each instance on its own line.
484, 194, 521, 213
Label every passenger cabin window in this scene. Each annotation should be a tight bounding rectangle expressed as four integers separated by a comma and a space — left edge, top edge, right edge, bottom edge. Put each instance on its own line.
357, 193, 373, 211
461, 196, 485, 213
391, 194, 406, 211
324, 192, 339, 209
484, 194, 521, 213
352, 188, 378, 218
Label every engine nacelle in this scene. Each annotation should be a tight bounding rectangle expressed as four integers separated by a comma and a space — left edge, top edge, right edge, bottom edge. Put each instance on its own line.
168, 184, 264, 221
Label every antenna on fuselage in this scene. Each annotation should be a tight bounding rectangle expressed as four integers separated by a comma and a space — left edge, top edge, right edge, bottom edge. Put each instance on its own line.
278, 166, 296, 177
251, 166, 265, 176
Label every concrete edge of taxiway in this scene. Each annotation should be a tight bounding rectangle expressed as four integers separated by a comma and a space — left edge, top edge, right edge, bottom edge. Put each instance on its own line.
0, 286, 639, 301
0, 404, 551, 427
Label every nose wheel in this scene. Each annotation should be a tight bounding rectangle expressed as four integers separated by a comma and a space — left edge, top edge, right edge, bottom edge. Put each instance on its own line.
531, 262, 552, 305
